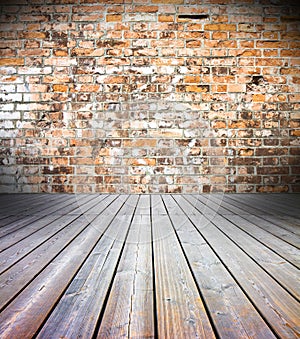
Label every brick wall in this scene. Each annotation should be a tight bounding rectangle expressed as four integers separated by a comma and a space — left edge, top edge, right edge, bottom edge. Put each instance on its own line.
0, 0, 299, 193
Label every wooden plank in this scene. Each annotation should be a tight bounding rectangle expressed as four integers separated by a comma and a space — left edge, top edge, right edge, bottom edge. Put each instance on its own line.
17, 194, 75, 216
224, 214, 300, 268
0, 195, 95, 245
0, 195, 129, 338
0, 195, 117, 310
0, 195, 76, 237
226, 195, 300, 234
0, 194, 46, 214
36, 195, 138, 339
0, 194, 67, 215
0, 215, 63, 253
0, 195, 110, 273
162, 195, 276, 339
0, 196, 91, 242
243, 194, 300, 216
173, 195, 300, 339
219, 195, 300, 240
241, 214, 300, 249
186, 196, 300, 301
97, 195, 154, 338
209, 195, 300, 248
151, 194, 216, 339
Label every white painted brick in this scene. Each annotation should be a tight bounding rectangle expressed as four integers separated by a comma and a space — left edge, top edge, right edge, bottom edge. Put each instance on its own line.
0, 103, 14, 111
0, 129, 19, 138
0, 120, 14, 129
0, 67, 16, 74
0, 93, 22, 102
0, 84, 16, 93
124, 13, 156, 21
18, 67, 52, 75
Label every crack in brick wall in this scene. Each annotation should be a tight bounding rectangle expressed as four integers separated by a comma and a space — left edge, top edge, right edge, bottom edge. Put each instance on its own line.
0, 0, 299, 193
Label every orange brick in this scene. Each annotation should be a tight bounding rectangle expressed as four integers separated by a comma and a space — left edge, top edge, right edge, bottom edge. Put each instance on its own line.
186, 85, 210, 93
0, 58, 24, 66
77, 84, 100, 92
184, 76, 201, 83
124, 139, 157, 147
256, 41, 288, 48
252, 94, 265, 102
19, 32, 47, 39
53, 84, 68, 92
281, 49, 300, 57
204, 24, 236, 31
212, 32, 228, 39
158, 15, 174, 22
212, 121, 226, 129
54, 50, 68, 56
228, 84, 246, 92
106, 14, 122, 22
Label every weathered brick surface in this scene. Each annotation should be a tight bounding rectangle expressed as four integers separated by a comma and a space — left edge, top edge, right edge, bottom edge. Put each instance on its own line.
0, 0, 299, 193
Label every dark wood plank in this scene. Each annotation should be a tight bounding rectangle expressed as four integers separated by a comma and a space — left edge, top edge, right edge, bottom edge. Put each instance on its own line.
151, 195, 216, 339
242, 194, 300, 216
0, 194, 46, 214
162, 194, 276, 339
173, 195, 300, 339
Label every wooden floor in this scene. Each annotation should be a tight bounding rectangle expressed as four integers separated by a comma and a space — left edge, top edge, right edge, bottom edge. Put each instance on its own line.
0, 194, 299, 339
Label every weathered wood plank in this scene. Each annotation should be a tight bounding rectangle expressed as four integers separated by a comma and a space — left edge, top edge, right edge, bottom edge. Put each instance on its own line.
173, 195, 300, 339
223, 214, 300, 268
151, 195, 216, 339
186, 195, 300, 300
0, 195, 98, 252
0, 194, 71, 216
97, 195, 154, 338
0, 195, 117, 310
0, 193, 299, 339
242, 194, 300, 216
0, 195, 128, 338
162, 194, 276, 339
0, 195, 76, 238
0, 194, 47, 214
226, 195, 300, 234
36, 195, 137, 339
209, 195, 300, 248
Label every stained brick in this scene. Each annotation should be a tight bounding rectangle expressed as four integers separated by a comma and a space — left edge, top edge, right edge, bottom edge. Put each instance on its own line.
0, 1, 297, 193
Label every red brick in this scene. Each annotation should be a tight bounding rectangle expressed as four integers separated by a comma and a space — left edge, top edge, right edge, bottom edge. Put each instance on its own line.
0, 1, 298, 194
151, 0, 183, 3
